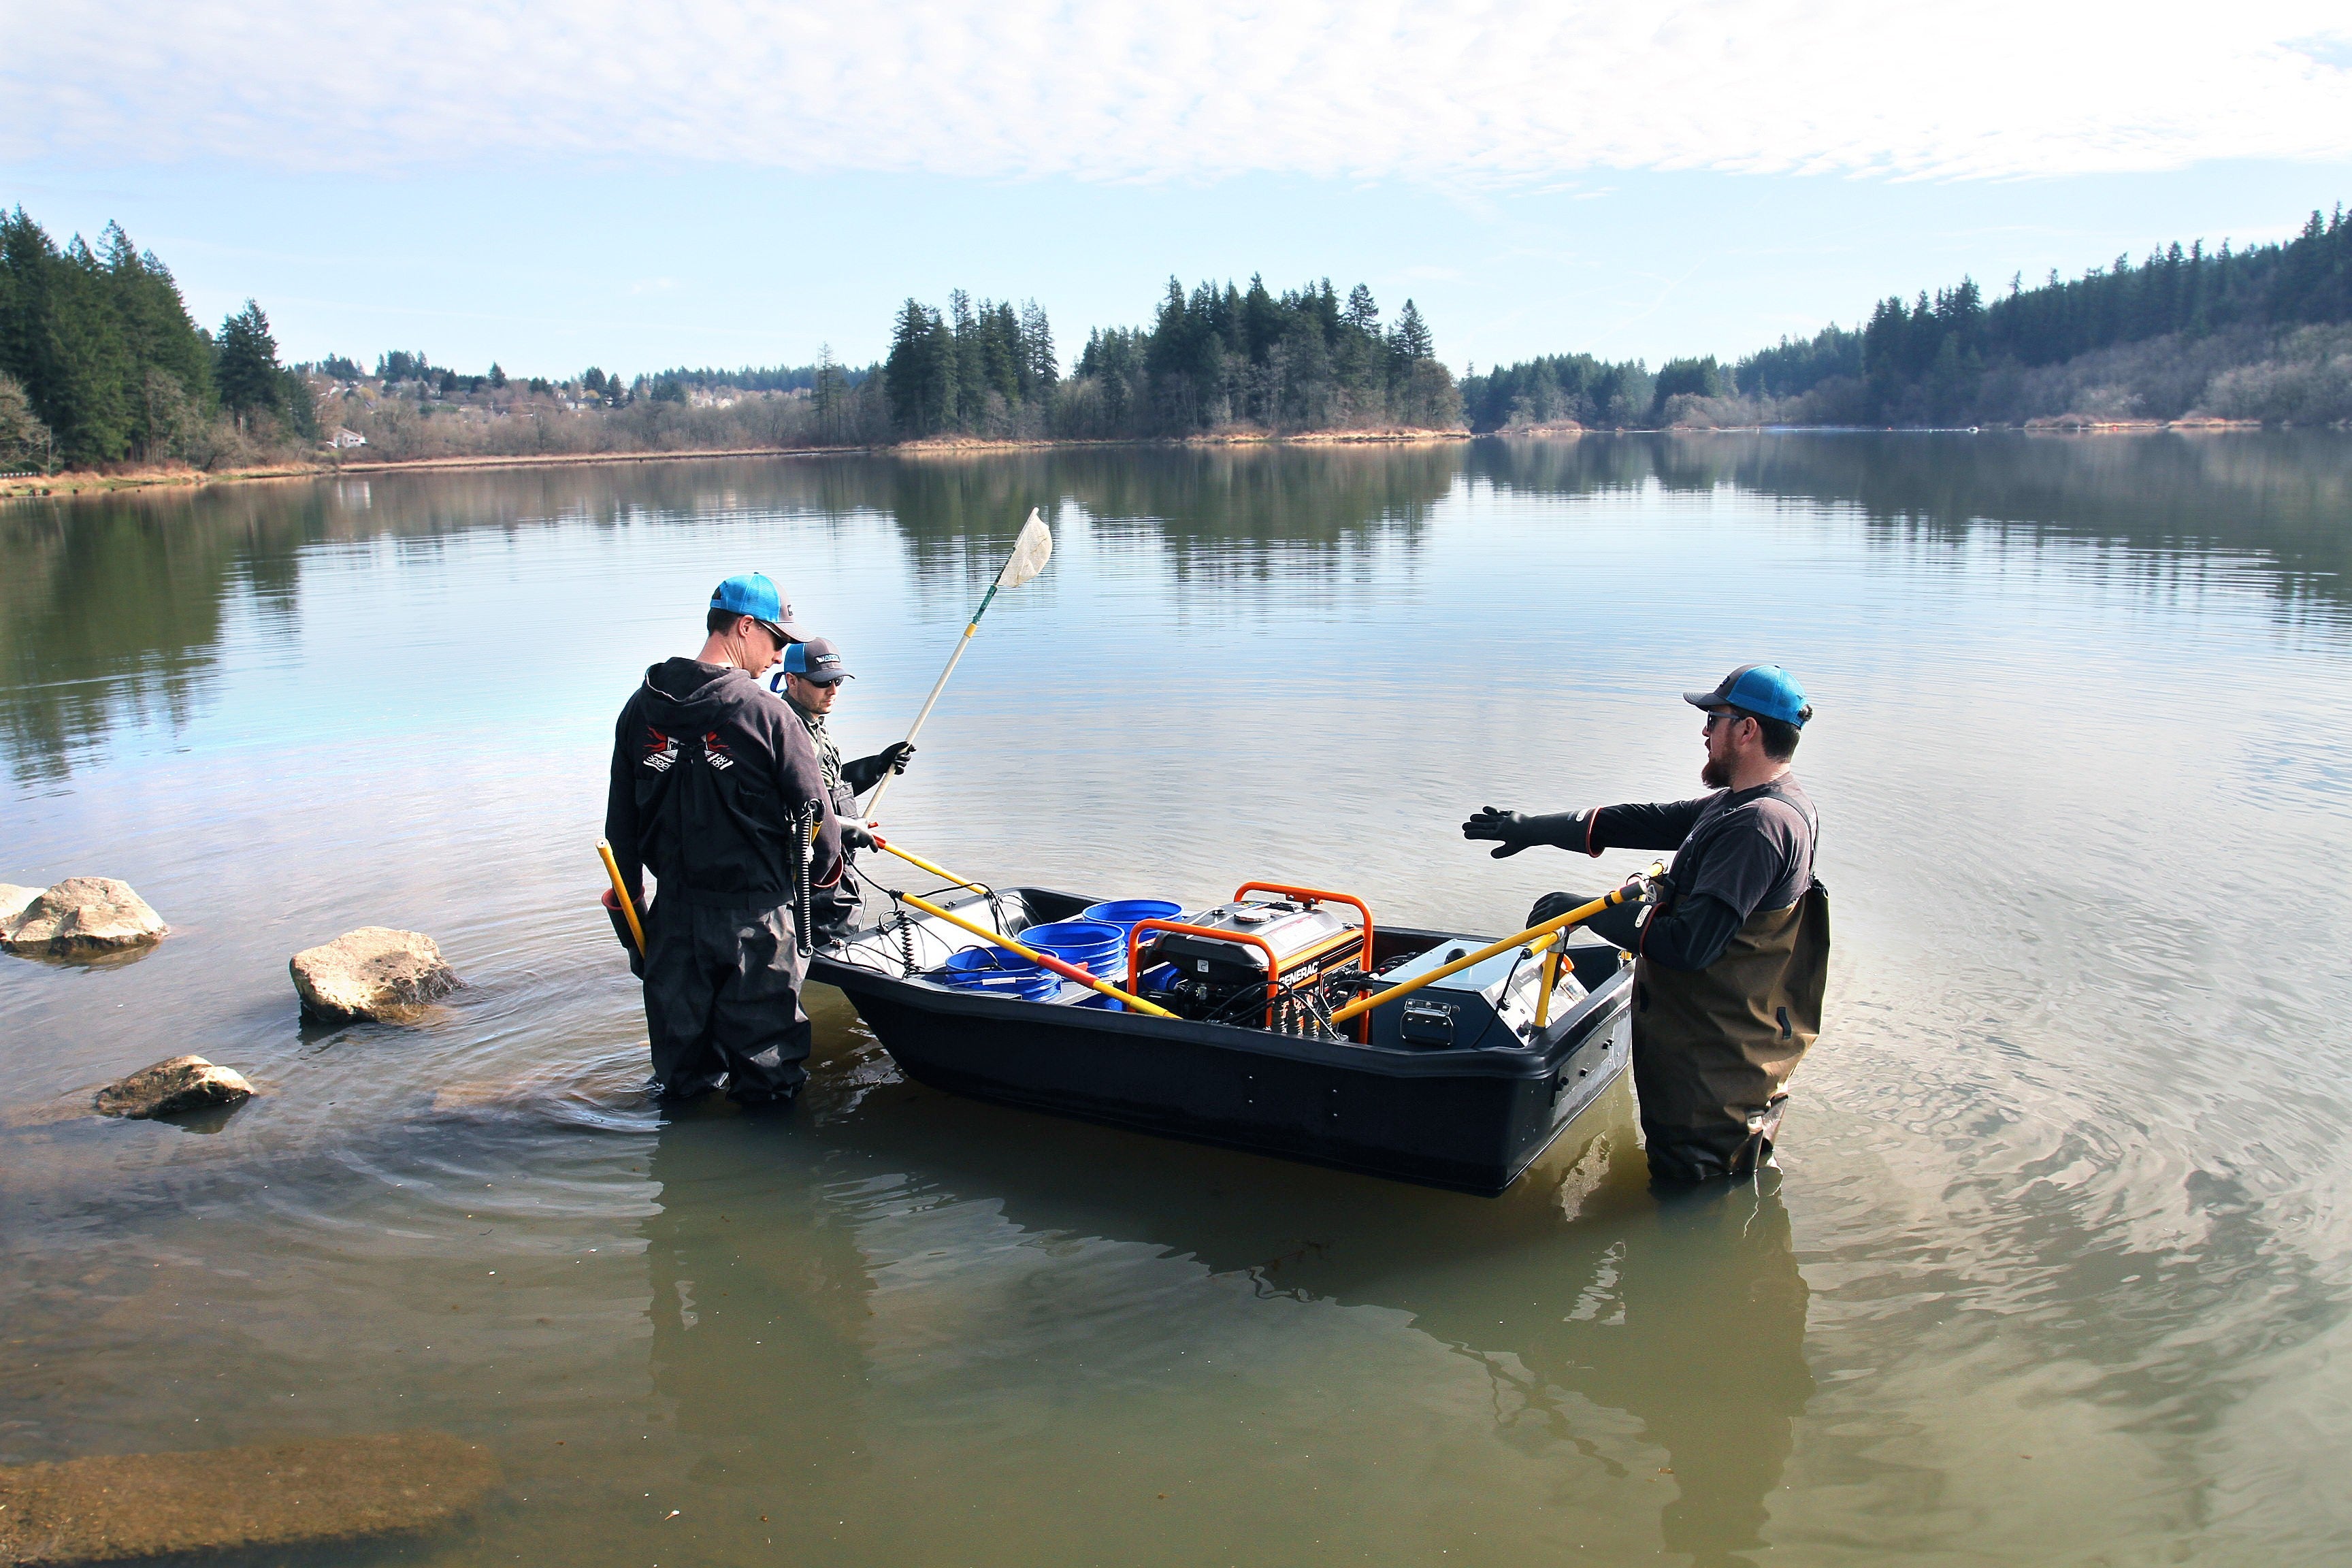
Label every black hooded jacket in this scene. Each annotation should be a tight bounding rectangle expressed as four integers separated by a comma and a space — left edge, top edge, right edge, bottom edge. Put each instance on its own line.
605, 658, 843, 909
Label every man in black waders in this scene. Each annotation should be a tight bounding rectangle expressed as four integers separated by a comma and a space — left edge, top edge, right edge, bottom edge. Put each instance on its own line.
765, 636, 915, 943
1463, 665, 1829, 1183
604, 574, 858, 1106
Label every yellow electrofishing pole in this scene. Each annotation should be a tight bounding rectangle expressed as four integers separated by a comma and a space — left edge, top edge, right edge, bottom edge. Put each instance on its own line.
862, 509, 1052, 820
868, 833, 991, 896
1327, 864, 1665, 1027
595, 838, 647, 953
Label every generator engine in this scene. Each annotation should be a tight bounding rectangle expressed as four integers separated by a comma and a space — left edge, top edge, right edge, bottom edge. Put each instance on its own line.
1135, 893, 1369, 1030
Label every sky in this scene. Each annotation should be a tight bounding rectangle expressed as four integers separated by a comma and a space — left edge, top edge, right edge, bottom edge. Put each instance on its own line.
6, 0, 2352, 380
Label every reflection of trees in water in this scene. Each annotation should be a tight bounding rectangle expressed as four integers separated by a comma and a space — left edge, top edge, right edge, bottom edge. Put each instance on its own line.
818, 446, 1463, 593
11, 434, 2339, 779
822, 1080, 1810, 1566
1471, 431, 2352, 612
0, 491, 316, 784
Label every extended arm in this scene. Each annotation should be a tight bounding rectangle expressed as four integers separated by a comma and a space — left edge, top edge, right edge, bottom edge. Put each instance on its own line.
1463, 797, 1712, 858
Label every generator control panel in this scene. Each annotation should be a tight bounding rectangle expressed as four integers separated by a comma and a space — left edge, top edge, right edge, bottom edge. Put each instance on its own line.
1362, 940, 1590, 1051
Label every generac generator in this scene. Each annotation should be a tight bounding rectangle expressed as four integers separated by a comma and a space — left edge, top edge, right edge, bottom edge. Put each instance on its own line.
1130, 883, 1373, 1033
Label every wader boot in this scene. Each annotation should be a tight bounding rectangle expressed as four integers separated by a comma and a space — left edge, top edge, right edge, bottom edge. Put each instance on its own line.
642, 898, 813, 1105
1633, 882, 1830, 1183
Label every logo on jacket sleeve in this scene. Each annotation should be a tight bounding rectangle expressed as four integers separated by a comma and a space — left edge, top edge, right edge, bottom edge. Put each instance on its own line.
642, 728, 680, 772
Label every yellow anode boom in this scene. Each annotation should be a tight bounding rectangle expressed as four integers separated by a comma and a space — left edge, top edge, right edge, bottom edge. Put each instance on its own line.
1326, 865, 1664, 1026
889, 885, 1178, 1019
596, 838, 647, 953
870, 834, 991, 896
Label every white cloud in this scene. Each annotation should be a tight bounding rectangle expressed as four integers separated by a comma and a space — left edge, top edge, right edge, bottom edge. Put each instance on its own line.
7, 1, 2352, 183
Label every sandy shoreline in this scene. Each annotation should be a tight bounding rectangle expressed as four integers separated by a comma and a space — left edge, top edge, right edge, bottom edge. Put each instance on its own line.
1, 418, 2304, 501
0, 427, 1473, 500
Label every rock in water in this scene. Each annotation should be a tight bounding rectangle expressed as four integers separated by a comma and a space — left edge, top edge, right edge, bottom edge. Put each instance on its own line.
289, 927, 459, 1022
1, 878, 168, 955
0, 1430, 499, 1564
93, 1056, 256, 1120
0, 883, 37, 925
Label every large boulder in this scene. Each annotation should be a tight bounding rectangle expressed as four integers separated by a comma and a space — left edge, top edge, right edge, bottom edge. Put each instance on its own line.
1, 877, 168, 955
0, 1430, 499, 1564
0, 883, 37, 925
93, 1056, 256, 1120
289, 927, 459, 1022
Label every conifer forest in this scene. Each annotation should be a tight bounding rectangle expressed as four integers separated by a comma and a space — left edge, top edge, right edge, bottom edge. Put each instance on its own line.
3, 198, 2349, 474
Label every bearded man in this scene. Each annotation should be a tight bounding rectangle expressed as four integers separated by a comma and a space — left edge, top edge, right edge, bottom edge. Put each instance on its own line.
1463, 665, 1829, 1183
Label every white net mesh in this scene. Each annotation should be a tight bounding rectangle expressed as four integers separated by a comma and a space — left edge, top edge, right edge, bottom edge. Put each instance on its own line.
995, 509, 1054, 588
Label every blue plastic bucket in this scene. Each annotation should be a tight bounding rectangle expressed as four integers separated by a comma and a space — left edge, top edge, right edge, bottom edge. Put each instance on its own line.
934, 947, 1061, 1002
1018, 919, 1128, 978
1082, 899, 1184, 936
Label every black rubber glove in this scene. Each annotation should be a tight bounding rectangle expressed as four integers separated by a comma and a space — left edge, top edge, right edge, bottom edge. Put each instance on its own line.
842, 742, 917, 794
1581, 899, 1644, 951
1526, 889, 1600, 927
839, 821, 877, 852
1461, 807, 1588, 859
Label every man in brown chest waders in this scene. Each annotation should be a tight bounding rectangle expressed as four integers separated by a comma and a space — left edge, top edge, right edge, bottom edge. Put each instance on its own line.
1463, 664, 1829, 1183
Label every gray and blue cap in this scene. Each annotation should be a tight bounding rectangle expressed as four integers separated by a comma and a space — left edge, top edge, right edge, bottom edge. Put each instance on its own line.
781, 637, 853, 685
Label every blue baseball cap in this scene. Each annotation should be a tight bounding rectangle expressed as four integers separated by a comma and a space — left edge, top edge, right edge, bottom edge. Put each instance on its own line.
709, 573, 803, 643
1684, 664, 1812, 727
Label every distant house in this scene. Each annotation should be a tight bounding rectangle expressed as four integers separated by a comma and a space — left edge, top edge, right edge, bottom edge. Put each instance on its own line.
327, 427, 368, 448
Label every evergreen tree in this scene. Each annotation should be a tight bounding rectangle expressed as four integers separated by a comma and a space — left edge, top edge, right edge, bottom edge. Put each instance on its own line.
214, 300, 284, 418
1019, 300, 1058, 390
885, 298, 949, 435
1390, 299, 1433, 360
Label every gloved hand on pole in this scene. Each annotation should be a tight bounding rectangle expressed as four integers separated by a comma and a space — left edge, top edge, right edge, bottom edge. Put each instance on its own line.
1328, 864, 1665, 1026
842, 742, 916, 795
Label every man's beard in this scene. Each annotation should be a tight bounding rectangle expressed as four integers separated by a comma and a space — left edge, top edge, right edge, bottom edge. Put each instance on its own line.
1701, 753, 1731, 789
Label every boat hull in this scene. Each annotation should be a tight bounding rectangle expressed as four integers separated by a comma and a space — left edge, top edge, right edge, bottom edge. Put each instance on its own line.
811, 889, 1632, 1195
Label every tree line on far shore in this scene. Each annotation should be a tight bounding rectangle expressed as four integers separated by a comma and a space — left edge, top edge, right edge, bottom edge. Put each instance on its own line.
12, 195, 2351, 476
0, 210, 318, 470
883, 277, 1460, 440
1465, 202, 2352, 430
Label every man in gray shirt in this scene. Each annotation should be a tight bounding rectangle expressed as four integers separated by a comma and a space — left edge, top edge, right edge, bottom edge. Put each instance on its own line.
1465, 664, 1830, 1183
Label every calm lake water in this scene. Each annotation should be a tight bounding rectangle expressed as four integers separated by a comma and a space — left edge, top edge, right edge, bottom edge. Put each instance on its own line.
5, 434, 2351, 1566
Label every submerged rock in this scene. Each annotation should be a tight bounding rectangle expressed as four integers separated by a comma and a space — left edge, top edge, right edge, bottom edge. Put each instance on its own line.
93, 1056, 256, 1120
1, 878, 168, 956
0, 1429, 499, 1565
289, 927, 459, 1022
